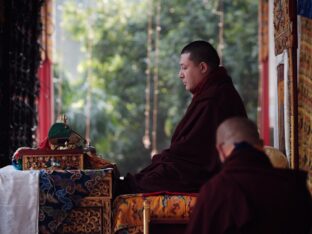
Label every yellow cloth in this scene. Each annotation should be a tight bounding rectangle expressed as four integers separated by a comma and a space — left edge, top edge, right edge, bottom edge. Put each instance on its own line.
264, 146, 289, 168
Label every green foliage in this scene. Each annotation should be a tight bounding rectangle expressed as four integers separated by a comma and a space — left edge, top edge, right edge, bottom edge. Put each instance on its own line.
223, 0, 259, 120
58, 0, 259, 175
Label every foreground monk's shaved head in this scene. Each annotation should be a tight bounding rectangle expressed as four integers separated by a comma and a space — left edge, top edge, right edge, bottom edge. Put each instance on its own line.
217, 117, 262, 146
216, 117, 263, 162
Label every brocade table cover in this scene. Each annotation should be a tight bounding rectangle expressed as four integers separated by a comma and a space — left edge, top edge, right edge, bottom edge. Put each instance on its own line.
39, 168, 112, 234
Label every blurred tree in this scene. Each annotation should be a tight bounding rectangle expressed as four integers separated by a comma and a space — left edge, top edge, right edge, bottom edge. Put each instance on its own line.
223, 0, 259, 121
59, 0, 258, 175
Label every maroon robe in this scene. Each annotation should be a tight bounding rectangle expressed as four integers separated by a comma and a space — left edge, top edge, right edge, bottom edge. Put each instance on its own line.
185, 143, 312, 234
121, 67, 247, 193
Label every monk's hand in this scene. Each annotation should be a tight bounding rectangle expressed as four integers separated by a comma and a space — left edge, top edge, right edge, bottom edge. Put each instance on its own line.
150, 149, 159, 159
151, 151, 161, 161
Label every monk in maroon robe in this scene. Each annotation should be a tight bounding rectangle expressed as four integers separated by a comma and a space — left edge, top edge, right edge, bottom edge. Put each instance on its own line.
186, 117, 312, 234
117, 41, 247, 194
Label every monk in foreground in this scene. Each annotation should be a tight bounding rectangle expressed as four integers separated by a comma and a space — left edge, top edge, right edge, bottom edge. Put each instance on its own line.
185, 117, 312, 234
116, 40, 247, 194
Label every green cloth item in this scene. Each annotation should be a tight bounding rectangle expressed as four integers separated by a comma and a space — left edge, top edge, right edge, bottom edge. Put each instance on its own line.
48, 122, 86, 149
48, 123, 72, 140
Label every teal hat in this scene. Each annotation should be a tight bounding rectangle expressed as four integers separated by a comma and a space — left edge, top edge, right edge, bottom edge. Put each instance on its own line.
48, 123, 72, 140
48, 122, 86, 149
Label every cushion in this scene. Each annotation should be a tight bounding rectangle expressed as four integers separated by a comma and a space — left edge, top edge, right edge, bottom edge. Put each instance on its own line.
264, 146, 289, 168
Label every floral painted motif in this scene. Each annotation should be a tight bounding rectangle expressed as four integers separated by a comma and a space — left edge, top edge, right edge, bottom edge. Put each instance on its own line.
39, 169, 111, 234
113, 192, 197, 234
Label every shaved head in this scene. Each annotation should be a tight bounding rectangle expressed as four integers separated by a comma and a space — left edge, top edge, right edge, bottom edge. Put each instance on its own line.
217, 117, 262, 146
216, 117, 263, 162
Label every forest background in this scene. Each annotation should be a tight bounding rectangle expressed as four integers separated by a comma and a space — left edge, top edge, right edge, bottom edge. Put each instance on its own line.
54, 0, 259, 175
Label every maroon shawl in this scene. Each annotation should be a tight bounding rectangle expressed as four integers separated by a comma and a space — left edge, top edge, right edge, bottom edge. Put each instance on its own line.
123, 66, 247, 193
185, 144, 312, 234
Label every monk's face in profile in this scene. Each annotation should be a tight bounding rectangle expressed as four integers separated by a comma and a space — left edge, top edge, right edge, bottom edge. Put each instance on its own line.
179, 52, 208, 93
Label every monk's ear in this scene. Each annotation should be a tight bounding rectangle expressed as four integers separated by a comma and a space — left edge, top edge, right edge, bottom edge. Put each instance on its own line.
199, 62, 209, 74
216, 143, 226, 163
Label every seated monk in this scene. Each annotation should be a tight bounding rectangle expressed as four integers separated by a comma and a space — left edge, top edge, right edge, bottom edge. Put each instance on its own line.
185, 117, 312, 234
116, 40, 247, 195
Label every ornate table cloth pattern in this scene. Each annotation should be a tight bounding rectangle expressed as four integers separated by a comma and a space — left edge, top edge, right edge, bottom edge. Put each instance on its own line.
39, 169, 113, 234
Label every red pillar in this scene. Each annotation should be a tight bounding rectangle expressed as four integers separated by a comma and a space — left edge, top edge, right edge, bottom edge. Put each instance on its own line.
37, 59, 53, 143
37, 0, 53, 144
260, 59, 270, 145
258, 0, 270, 145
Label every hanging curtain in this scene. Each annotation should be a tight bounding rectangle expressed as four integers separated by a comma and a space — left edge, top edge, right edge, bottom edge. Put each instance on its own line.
273, 0, 297, 168
297, 0, 312, 193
